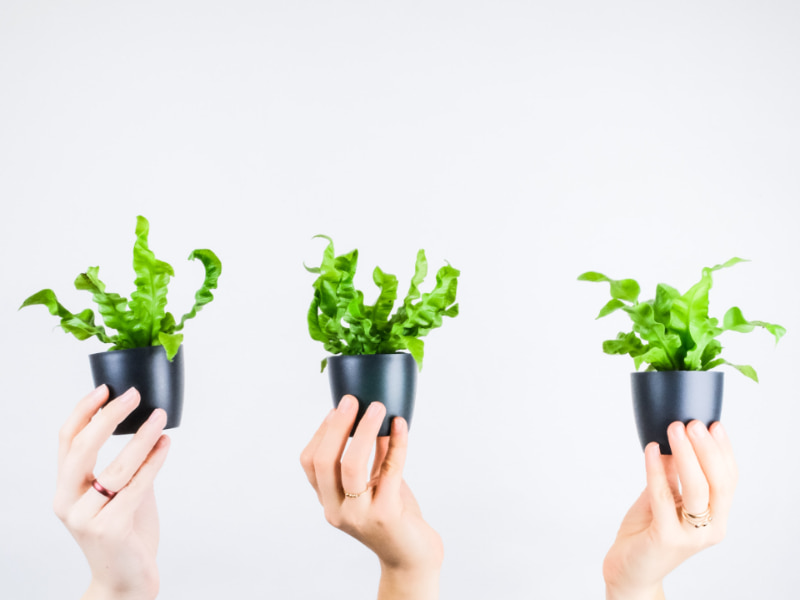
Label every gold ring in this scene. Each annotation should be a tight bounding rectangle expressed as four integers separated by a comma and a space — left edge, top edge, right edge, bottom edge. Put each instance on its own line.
681, 505, 713, 528
344, 483, 373, 499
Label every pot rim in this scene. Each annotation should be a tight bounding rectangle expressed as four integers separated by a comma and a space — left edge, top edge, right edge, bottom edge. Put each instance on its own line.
630, 370, 723, 376
328, 351, 411, 358
89, 344, 182, 359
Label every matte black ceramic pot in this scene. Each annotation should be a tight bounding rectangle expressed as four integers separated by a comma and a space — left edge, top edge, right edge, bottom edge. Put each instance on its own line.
631, 371, 723, 454
327, 353, 417, 437
89, 345, 184, 435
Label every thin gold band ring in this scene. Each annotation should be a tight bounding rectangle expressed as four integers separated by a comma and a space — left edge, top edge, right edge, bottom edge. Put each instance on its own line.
344, 482, 375, 499
681, 505, 712, 528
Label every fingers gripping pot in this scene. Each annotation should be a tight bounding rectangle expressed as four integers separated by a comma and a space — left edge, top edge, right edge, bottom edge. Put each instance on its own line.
328, 353, 417, 437
90, 345, 184, 435
631, 371, 723, 455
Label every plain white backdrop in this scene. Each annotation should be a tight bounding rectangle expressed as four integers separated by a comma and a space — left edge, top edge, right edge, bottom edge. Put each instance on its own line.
1, 1, 798, 598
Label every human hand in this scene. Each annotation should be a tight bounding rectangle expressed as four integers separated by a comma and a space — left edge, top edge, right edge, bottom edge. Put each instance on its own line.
300, 395, 443, 600
54, 385, 171, 600
603, 421, 738, 600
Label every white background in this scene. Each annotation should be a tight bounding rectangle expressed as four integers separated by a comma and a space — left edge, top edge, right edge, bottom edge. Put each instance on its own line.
1, 1, 798, 598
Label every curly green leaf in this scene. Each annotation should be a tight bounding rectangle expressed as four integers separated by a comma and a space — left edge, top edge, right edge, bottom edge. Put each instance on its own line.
369, 266, 398, 334
403, 337, 425, 371
621, 303, 681, 369
602, 331, 646, 357
597, 299, 625, 319
403, 250, 428, 311
73, 267, 139, 348
176, 249, 222, 331
20, 289, 113, 344
723, 306, 786, 343
129, 216, 175, 345
721, 360, 759, 382
157, 332, 184, 361
578, 271, 640, 303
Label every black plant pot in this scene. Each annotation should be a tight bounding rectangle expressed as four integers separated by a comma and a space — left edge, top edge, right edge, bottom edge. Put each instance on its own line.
89, 345, 184, 435
631, 371, 723, 454
327, 353, 417, 437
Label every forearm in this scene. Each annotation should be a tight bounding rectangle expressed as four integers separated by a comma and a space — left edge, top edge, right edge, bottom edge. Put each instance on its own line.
377, 565, 440, 600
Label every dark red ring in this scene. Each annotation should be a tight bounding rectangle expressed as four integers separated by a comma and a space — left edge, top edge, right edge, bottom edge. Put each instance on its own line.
92, 479, 117, 500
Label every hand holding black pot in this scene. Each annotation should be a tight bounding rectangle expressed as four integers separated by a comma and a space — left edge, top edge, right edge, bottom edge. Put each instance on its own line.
54, 385, 171, 600
300, 395, 444, 600
603, 421, 738, 600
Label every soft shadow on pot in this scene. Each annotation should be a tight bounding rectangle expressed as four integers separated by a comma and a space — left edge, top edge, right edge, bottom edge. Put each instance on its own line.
328, 353, 417, 437
90, 345, 184, 435
631, 371, 723, 455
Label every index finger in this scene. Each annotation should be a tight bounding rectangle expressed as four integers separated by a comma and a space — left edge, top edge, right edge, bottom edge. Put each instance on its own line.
645, 442, 681, 530
668, 421, 710, 516
58, 385, 109, 467
57, 388, 141, 503
313, 395, 359, 507
300, 409, 335, 496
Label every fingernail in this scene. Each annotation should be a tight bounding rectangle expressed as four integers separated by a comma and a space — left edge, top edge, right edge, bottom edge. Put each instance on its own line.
366, 402, 384, 417
338, 395, 357, 413
668, 421, 686, 439
711, 422, 726, 439
323, 409, 336, 422
645, 441, 661, 458
147, 408, 166, 424
117, 387, 138, 403
688, 421, 707, 438
392, 417, 407, 434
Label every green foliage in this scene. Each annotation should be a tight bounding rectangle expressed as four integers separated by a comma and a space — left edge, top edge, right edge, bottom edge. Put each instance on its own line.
306, 235, 460, 372
20, 216, 222, 361
578, 259, 785, 382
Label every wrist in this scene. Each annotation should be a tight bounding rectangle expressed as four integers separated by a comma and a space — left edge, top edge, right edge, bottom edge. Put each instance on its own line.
82, 579, 159, 600
605, 582, 665, 600
378, 563, 441, 600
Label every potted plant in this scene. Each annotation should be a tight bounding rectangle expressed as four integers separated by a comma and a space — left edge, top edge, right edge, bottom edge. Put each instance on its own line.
578, 258, 785, 453
305, 235, 460, 436
21, 215, 222, 434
